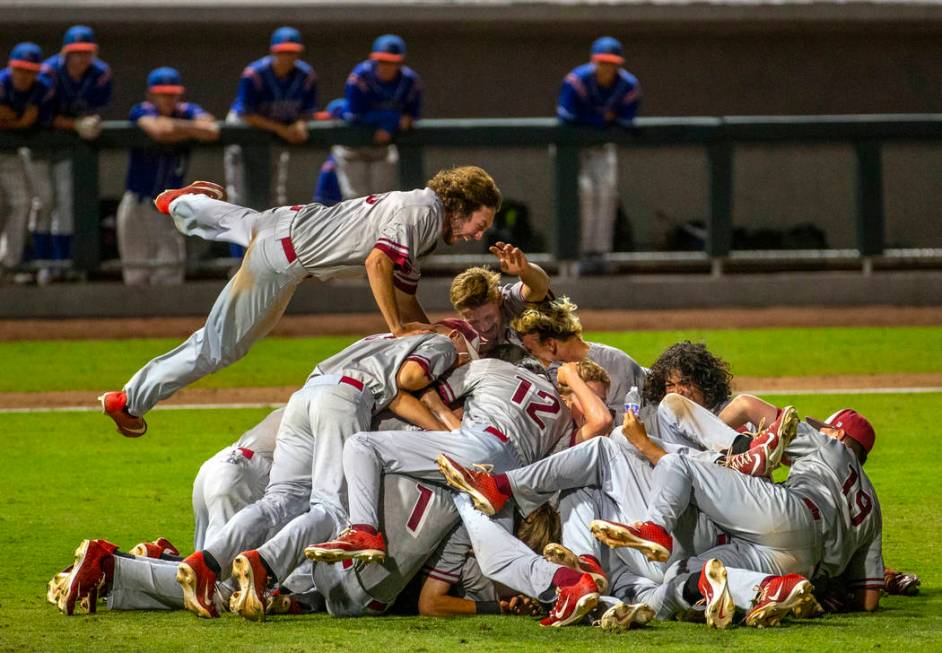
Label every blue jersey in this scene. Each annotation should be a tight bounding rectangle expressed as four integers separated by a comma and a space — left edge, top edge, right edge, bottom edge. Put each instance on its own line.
0, 67, 55, 127
344, 60, 422, 134
230, 56, 317, 124
557, 63, 640, 128
40, 55, 112, 118
125, 101, 207, 199
313, 153, 342, 206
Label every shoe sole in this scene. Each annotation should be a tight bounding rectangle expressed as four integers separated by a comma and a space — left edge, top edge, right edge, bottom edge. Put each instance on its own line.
303, 545, 385, 564
768, 406, 799, 470
702, 559, 734, 630
542, 543, 608, 593
154, 181, 225, 214
47, 567, 72, 605
542, 591, 600, 628
598, 602, 656, 632
590, 520, 670, 562
58, 541, 92, 616
231, 554, 266, 622
435, 455, 497, 516
746, 579, 816, 628
176, 562, 216, 619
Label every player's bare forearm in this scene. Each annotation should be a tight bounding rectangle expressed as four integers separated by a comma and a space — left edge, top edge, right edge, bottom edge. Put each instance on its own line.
418, 578, 477, 616
718, 394, 779, 431
366, 249, 406, 335
489, 242, 550, 302
419, 387, 461, 431
138, 116, 197, 144
53, 115, 76, 131
187, 116, 220, 142
563, 367, 613, 442
388, 391, 446, 432
0, 106, 38, 130
622, 411, 666, 465
241, 113, 287, 135
517, 262, 550, 302
396, 289, 430, 324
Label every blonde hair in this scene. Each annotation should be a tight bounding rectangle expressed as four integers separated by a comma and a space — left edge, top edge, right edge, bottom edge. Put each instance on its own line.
515, 504, 561, 554
450, 266, 501, 310
511, 296, 582, 342
558, 359, 611, 396
426, 166, 502, 217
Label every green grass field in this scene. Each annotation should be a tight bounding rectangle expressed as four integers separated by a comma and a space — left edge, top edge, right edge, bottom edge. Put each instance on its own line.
2, 327, 941, 652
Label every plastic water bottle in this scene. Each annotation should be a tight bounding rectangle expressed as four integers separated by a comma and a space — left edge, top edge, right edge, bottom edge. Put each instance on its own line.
624, 386, 641, 416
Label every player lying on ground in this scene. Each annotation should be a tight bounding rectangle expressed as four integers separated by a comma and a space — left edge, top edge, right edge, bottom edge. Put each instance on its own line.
99, 165, 501, 437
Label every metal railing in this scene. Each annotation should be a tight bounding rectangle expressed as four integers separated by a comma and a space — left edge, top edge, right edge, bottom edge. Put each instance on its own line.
3, 113, 942, 275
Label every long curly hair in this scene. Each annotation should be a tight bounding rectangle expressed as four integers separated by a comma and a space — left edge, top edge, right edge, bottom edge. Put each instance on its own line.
426, 166, 502, 218
643, 341, 732, 410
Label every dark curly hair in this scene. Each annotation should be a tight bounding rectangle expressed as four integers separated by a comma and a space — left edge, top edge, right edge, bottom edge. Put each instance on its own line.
643, 341, 732, 410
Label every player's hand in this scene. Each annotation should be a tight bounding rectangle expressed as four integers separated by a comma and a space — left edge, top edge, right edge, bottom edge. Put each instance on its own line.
374, 128, 393, 145
75, 115, 102, 140
555, 361, 580, 387
392, 322, 434, 337
280, 121, 308, 144
399, 115, 413, 131
621, 410, 650, 446
489, 242, 529, 276
500, 595, 543, 616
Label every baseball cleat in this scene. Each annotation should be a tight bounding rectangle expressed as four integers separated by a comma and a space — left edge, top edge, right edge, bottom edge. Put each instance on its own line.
539, 573, 600, 627
230, 550, 270, 621
98, 391, 147, 438
724, 443, 771, 477
697, 558, 735, 629
266, 589, 306, 615
435, 454, 507, 516
47, 565, 73, 605
596, 601, 656, 632
543, 543, 608, 593
746, 573, 820, 628
58, 539, 117, 616
304, 527, 386, 564
590, 520, 672, 562
177, 551, 219, 618
154, 180, 226, 215
130, 536, 180, 559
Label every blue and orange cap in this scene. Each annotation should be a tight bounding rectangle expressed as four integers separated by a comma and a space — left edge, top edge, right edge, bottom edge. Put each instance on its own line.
590, 36, 624, 65
62, 25, 98, 54
147, 66, 185, 95
9, 42, 43, 72
270, 26, 304, 53
370, 34, 406, 63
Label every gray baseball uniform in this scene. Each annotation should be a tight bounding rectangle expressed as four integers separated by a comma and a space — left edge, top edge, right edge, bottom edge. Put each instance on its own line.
344, 358, 575, 530
548, 341, 647, 422
122, 188, 444, 417
201, 334, 456, 575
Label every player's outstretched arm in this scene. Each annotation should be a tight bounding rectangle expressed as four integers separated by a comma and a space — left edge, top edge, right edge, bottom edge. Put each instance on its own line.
489, 242, 550, 303
365, 248, 431, 336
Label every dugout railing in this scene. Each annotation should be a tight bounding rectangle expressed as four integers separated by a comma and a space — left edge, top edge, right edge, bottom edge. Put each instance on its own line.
2, 114, 942, 277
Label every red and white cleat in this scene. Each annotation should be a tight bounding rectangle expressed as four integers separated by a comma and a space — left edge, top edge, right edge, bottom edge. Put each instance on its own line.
542, 543, 609, 593
435, 454, 507, 516
698, 558, 735, 629
746, 573, 820, 628
590, 519, 673, 562
230, 550, 270, 621
130, 536, 179, 559
58, 539, 117, 616
176, 551, 219, 618
304, 527, 386, 564
154, 180, 226, 215
98, 391, 147, 438
539, 573, 600, 628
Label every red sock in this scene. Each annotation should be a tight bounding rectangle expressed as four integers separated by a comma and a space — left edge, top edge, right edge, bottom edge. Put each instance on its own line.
351, 524, 377, 536
551, 567, 584, 589
493, 473, 512, 498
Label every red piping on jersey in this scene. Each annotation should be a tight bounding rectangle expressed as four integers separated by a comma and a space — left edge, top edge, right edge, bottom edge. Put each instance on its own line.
485, 426, 508, 442
802, 497, 821, 521
237, 447, 254, 459
280, 237, 297, 263
340, 376, 365, 391
367, 599, 388, 612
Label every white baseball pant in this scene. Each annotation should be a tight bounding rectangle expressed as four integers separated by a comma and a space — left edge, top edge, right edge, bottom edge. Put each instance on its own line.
223, 112, 291, 208
0, 151, 31, 269
192, 447, 271, 550
578, 143, 618, 254
331, 145, 399, 200
655, 393, 741, 452
115, 191, 185, 286
107, 555, 234, 612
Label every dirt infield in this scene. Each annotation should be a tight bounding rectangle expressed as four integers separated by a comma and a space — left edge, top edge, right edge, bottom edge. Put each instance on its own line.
1, 306, 941, 341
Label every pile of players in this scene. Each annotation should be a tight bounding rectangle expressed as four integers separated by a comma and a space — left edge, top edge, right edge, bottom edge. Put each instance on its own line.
47, 166, 918, 630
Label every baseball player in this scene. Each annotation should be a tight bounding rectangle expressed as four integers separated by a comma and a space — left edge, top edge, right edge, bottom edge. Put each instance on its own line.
557, 37, 640, 271
176, 325, 477, 618
305, 357, 611, 566
332, 34, 422, 199
99, 165, 501, 437
512, 296, 647, 422
595, 408, 882, 627
225, 26, 317, 209
29, 25, 112, 284
0, 42, 54, 278
449, 246, 551, 359
115, 67, 219, 286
